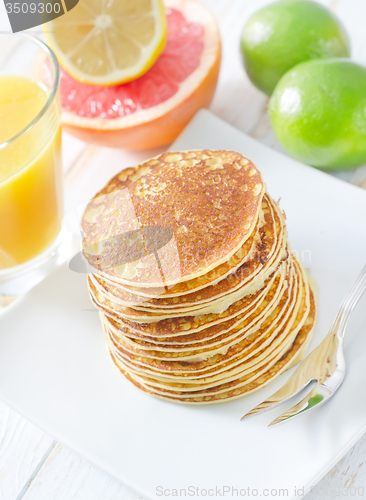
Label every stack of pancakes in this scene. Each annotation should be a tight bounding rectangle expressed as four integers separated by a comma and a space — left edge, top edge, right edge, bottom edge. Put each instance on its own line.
82, 150, 316, 404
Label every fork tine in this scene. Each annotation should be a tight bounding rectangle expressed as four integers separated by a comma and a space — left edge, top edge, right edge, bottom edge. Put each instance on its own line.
240, 398, 283, 421
267, 384, 326, 426
240, 335, 336, 421
241, 374, 315, 421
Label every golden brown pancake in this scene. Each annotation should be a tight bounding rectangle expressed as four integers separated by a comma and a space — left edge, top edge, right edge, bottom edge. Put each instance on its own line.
107, 261, 316, 403
103, 264, 286, 349
103, 261, 291, 361
93, 192, 270, 300
102, 255, 304, 380
81, 150, 265, 287
88, 194, 287, 317
93, 259, 286, 339
118, 295, 315, 404
83, 149, 317, 405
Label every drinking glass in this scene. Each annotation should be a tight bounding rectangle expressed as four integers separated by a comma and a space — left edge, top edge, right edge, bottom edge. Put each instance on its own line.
0, 34, 71, 302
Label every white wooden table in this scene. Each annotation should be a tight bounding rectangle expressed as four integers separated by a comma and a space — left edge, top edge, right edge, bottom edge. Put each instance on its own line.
2, 0, 366, 498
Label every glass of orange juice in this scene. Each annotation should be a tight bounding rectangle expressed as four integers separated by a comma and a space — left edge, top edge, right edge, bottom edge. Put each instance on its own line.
0, 34, 68, 300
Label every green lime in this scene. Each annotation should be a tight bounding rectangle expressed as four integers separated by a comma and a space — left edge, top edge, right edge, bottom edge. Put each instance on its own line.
269, 59, 366, 170
241, 0, 350, 95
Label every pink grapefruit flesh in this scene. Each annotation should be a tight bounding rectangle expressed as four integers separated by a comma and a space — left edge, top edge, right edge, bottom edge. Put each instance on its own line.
59, 0, 221, 150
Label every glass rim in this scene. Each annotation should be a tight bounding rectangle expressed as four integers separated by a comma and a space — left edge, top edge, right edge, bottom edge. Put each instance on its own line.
0, 33, 60, 152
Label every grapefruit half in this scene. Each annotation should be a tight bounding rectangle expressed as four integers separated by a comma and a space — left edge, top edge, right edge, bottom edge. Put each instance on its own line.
58, 0, 221, 150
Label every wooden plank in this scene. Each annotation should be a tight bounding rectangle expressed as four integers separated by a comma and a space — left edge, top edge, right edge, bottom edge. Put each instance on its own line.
305, 432, 366, 499
0, 400, 54, 500
18, 433, 366, 500
208, 0, 273, 134
2, 1, 366, 499
350, 166, 366, 189
61, 134, 86, 176
334, 0, 366, 67
333, 0, 366, 188
21, 443, 141, 500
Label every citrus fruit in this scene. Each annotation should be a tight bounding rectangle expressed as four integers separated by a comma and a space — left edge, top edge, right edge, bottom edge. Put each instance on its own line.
269, 59, 366, 170
44, 0, 167, 86
53, 0, 221, 150
241, 0, 350, 95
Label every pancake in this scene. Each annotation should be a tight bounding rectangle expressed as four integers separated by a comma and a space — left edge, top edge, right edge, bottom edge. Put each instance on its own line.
103, 255, 305, 382
103, 261, 292, 363
118, 292, 315, 404
82, 150, 265, 287
103, 263, 286, 350
82, 149, 317, 405
92, 193, 285, 302
88, 194, 287, 318
109, 266, 316, 403
95, 257, 288, 339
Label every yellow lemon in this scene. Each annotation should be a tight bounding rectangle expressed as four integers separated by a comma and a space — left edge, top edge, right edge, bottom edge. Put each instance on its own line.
44, 0, 167, 86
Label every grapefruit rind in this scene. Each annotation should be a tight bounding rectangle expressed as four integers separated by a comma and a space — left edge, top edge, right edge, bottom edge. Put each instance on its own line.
61, 0, 221, 149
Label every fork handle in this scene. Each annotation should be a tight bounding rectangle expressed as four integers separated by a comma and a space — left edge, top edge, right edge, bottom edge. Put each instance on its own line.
330, 263, 366, 340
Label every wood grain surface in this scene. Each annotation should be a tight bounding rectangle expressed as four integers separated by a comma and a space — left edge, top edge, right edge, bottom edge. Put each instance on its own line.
1, 0, 366, 498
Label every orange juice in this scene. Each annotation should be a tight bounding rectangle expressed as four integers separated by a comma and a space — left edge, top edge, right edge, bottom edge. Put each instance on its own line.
0, 76, 63, 269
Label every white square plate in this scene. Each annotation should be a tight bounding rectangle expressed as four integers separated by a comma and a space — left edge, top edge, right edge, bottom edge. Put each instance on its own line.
1, 110, 366, 499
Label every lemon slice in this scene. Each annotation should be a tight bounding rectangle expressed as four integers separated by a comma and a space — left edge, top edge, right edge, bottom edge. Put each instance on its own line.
44, 0, 167, 86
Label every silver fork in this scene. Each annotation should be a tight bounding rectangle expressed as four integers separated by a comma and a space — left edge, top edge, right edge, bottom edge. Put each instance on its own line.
241, 263, 366, 426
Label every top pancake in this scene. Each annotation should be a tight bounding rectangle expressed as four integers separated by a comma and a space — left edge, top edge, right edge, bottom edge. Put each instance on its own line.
81, 150, 265, 287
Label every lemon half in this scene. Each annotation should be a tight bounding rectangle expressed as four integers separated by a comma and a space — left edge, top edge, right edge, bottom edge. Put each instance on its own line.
44, 0, 167, 86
